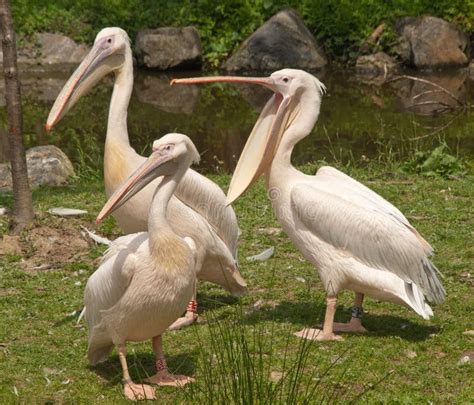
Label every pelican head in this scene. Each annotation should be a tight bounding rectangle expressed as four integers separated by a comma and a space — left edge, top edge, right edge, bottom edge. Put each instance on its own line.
172, 69, 325, 204
46, 27, 131, 131
96, 133, 200, 223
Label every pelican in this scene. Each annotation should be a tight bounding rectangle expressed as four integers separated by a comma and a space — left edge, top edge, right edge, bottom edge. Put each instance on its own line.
88, 133, 200, 400
172, 70, 446, 340
46, 28, 247, 328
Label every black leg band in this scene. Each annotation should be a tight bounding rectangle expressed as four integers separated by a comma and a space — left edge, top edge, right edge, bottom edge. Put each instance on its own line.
351, 306, 363, 319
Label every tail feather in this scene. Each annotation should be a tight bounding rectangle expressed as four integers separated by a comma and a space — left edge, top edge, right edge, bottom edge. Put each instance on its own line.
87, 326, 114, 366
88, 343, 114, 366
421, 258, 446, 304
404, 282, 433, 320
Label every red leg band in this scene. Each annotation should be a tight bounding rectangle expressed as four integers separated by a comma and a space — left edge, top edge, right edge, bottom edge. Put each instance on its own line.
186, 300, 197, 313
155, 358, 167, 372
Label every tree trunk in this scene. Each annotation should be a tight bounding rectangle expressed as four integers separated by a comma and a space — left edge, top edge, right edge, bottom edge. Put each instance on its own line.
0, 0, 34, 233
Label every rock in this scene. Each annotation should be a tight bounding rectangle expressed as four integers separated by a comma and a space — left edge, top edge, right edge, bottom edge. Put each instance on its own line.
356, 52, 398, 76
0, 145, 75, 191
394, 16, 469, 69
135, 73, 199, 114
0, 33, 89, 72
224, 9, 327, 72
136, 27, 202, 70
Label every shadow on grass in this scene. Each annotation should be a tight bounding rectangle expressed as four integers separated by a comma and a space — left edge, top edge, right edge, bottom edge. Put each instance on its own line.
196, 293, 240, 312
92, 351, 197, 386
243, 300, 438, 342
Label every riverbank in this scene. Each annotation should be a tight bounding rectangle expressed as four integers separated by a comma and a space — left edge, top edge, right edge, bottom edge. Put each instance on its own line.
0, 164, 473, 402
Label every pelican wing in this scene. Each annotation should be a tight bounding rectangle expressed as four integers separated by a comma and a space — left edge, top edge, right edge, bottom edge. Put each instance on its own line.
291, 167, 445, 303
101, 232, 148, 264
176, 169, 239, 256
85, 234, 145, 328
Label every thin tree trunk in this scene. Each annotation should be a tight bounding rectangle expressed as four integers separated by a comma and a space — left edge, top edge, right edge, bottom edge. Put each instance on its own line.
0, 0, 34, 233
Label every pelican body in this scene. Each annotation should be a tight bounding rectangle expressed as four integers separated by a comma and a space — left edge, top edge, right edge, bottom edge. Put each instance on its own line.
46, 28, 247, 327
87, 133, 201, 400
173, 70, 445, 340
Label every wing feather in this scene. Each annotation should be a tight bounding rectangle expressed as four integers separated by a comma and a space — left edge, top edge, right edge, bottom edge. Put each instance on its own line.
291, 168, 445, 303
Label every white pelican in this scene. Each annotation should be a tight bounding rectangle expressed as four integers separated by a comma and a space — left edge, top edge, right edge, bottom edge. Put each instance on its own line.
172, 70, 446, 340
46, 28, 247, 328
88, 133, 200, 400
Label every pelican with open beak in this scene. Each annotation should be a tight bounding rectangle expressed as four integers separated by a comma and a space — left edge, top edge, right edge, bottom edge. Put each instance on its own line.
172, 70, 445, 341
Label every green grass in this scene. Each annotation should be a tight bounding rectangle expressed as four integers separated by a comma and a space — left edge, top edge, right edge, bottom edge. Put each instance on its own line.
0, 163, 473, 402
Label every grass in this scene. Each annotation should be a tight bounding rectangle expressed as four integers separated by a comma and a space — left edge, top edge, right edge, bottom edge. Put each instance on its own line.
0, 162, 473, 402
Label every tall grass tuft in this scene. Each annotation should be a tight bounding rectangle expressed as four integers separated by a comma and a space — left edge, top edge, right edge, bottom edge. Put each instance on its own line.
181, 304, 378, 404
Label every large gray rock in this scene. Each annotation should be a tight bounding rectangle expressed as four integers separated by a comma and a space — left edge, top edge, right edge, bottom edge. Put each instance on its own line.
224, 9, 327, 72
394, 16, 469, 69
136, 27, 202, 70
356, 52, 398, 76
0, 145, 75, 191
0, 33, 89, 72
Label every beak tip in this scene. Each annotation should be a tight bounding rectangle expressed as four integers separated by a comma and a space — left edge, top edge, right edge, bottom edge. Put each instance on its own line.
170, 79, 176, 86
45, 123, 52, 133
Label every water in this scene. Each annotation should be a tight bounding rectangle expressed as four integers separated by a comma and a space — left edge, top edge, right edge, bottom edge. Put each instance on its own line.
1, 68, 473, 172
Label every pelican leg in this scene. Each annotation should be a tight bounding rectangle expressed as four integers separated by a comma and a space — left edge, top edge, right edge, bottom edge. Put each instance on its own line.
333, 293, 367, 333
118, 344, 156, 401
168, 281, 199, 331
294, 296, 344, 341
145, 335, 194, 386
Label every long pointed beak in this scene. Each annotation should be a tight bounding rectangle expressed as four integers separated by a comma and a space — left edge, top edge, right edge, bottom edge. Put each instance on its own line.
96, 150, 175, 223
172, 75, 292, 205
171, 75, 276, 90
46, 37, 114, 131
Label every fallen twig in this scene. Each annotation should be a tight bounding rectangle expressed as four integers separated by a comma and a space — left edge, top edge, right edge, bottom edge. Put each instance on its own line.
388, 75, 466, 107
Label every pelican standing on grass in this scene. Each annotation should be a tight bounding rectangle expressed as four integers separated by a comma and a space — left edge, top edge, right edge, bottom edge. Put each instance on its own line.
172, 70, 446, 340
46, 28, 246, 329
87, 133, 200, 400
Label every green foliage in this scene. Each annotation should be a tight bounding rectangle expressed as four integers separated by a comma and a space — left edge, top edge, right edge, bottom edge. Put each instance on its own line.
402, 143, 467, 178
184, 306, 368, 403
11, 0, 474, 65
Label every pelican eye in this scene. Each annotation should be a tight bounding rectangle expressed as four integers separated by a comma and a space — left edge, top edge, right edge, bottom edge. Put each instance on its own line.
107, 38, 112, 44
283, 77, 289, 83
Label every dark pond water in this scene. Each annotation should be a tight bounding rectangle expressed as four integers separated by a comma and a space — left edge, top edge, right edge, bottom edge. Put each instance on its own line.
1, 68, 473, 173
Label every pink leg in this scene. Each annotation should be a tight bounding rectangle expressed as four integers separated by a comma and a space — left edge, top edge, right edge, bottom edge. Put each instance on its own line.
118, 344, 156, 401
168, 282, 198, 330
333, 293, 367, 333
294, 296, 344, 341
145, 335, 194, 386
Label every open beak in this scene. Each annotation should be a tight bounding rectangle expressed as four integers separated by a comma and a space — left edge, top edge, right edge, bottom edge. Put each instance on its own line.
172, 76, 296, 205
46, 37, 116, 131
96, 149, 176, 223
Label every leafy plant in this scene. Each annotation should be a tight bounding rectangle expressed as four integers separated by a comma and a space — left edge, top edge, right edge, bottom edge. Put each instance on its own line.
402, 143, 467, 178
